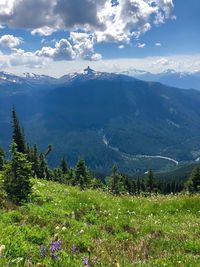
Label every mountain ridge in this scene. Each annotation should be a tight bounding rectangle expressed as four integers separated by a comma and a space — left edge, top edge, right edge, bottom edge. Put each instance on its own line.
1, 68, 200, 174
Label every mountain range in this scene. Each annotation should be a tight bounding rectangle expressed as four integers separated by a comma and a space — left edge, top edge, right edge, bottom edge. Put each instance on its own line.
1, 67, 200, 175
128, 69, 200, 91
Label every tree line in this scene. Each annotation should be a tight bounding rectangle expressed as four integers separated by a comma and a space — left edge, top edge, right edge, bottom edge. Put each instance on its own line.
0, 108, 199, 205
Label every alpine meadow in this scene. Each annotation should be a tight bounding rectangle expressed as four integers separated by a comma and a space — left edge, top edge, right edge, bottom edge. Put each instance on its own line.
0, 0, 200, 267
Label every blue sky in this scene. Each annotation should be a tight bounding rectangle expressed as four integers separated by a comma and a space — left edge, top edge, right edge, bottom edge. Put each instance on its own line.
0, 0, 199, 77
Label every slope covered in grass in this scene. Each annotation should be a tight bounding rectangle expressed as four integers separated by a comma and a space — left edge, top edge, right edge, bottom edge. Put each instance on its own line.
0, 178, 200, 266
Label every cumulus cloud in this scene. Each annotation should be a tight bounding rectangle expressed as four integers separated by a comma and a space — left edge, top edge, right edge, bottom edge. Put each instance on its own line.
0, 35, 23, 48
10, 48, 51, 68
36, 39, 76, 61
35, 34, 102, 61
0, 0, 174, 63
0, 1, 174, 39
31, 27, 57, 36
137, 43, 146, 48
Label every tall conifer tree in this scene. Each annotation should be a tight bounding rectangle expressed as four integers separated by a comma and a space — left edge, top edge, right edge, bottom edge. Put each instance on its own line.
12, 107, 26, 153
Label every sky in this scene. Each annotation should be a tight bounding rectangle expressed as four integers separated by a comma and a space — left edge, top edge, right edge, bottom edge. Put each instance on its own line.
0, 0, 199, 77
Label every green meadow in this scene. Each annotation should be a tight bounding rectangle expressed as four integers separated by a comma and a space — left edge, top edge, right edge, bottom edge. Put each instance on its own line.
0, 177, 200, 267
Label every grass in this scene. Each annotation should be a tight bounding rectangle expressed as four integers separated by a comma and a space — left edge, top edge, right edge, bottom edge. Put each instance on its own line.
0, 177, 200, 266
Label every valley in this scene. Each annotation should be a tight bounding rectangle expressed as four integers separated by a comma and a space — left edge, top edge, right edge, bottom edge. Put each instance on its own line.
1, 68, 200, 175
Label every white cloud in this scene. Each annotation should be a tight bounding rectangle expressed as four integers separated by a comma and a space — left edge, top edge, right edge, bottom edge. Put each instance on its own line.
155, 42, 161, 47
31, 26, 56, 36
0, 35, 23, 48
0, 0, 174, 50
152, 57, 170, 66
35, 34, 102, 62
10, 48, 51, 68
118, 45, 125, 49
88, 53, 102, 61
3, 54, 200, 77
137, 43, 146, 48
0, 0, 174, 64
36, 39, 76, 61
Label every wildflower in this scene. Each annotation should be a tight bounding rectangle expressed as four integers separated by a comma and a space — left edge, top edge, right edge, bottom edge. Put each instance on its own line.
55, 226, 60, 230
79, 229, 84, 234
50, 240, 62, 260
71, 244, 77, 253
83, 257, 89, 266
0, 245, 5, 256
51, 253, 58, 261
40, 245, 47, 258
62, 227, 66, 231
50, 240, 62, 253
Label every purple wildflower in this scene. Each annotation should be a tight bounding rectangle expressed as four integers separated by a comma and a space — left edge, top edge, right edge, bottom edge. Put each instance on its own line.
40, 245, 47, 258
50, 240, 62, 253
51, 253, 58, 260
50, 240, 62, 260
71, 244, 77, 253
83, 257, 89, 266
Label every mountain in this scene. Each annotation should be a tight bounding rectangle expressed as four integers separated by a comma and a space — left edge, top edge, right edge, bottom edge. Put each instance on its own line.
132, 69, 200, 91
1, 68, 200, 174
59, 66, 137, 84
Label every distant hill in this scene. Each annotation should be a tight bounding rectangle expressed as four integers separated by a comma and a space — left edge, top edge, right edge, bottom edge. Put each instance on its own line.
132, 69, 200, 91
1, 67, 200, 174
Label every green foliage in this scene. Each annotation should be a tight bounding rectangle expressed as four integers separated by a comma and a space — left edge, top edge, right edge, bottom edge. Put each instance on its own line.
110, 164, 125, 195
75, 159, 90, 189
186, 167, 200, 193
0, 146, 4, 171
3, 143, 32, 204
145, 169, 158, 193
12, 107, 26, 153
60, 157, 68, 174
0, 179, 199, 266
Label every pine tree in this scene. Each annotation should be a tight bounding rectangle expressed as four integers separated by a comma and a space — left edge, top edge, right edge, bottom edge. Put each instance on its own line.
75, 158, 88, 188
146, 169, 157, 193
136, 177, 141, 194
3, 143, 32, 204
38, 154, 47, 179
12, 107, 26, 153
75, 159, 87, 185
110, 164, 122, 195
186, 167, 200, 193
60, 157, 68, 174
32, 144, 40, 177
0, 146, 4, 171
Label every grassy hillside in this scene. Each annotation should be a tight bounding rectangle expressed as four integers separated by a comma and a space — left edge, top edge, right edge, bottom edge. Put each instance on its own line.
0, 177, 200, 266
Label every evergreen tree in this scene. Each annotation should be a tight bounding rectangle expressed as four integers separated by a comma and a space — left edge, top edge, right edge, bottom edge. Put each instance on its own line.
75, 158, 88, 188
186, 167, 200, 193
145, 169, 158, 193
12, 107, 26, 153
0, 146, 4, 171
60, 157, 68, 174
3, 143, 32, 204
32, 144, 40, 177
136, 177, 141, 194
38, 154, 47, 179
140, 178, 146, 192
110, 164, 122, 195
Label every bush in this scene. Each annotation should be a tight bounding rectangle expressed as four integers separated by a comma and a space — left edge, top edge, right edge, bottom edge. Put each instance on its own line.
3, 143, 32, 204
